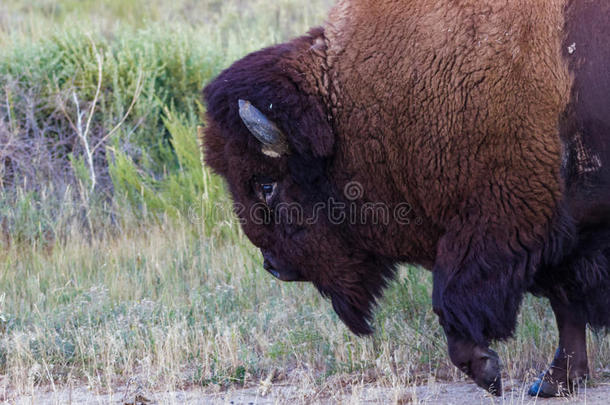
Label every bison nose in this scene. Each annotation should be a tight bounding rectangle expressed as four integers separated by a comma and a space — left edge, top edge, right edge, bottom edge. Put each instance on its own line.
263, 259, 282, 279
262, 253, 305, 282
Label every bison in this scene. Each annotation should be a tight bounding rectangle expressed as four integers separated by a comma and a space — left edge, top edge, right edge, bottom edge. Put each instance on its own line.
201, 0, 610, 397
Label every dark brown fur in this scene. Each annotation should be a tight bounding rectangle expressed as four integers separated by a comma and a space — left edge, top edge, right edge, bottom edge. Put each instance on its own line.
202, 0, 609, 396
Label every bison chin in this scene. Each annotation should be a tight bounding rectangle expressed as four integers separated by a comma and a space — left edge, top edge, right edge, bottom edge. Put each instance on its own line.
314, 259, 396, 336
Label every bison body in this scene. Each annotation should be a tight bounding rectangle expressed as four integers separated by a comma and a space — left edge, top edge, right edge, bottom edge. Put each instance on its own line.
203, 0, 610, 397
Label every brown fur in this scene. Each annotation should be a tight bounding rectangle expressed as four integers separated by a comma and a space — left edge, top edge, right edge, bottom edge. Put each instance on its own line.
324, 0, 571, 261
202, 0, 609, 396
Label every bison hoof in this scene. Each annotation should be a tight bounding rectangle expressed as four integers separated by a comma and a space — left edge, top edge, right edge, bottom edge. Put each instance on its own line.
528, 377, 561, 398
528, 373, 585, 398
472, 347, 503, 396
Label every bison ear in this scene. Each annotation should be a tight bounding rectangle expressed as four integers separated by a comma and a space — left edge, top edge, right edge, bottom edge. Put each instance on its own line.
289, 98, 335, 159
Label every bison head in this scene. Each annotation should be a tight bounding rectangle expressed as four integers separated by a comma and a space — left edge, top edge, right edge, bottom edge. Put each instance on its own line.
202, 31, 396, 335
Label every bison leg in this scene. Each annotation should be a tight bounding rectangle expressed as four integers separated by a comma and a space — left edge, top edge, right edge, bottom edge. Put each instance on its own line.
431, 224, 537, 396
444, 332, 503, 395
528, 298, 589, 397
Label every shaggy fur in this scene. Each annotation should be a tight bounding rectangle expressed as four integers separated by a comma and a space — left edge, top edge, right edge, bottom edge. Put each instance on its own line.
202, 0, 609, 394
531, 0, 610, 330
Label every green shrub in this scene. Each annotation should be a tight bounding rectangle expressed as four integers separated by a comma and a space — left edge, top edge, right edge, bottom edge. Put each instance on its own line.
0, 0, 333, 241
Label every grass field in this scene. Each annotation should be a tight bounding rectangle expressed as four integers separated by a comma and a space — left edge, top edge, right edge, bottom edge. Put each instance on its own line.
0, 0, 608, 403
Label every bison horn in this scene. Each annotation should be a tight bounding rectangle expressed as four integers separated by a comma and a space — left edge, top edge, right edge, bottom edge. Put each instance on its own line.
238, 99, 289, 157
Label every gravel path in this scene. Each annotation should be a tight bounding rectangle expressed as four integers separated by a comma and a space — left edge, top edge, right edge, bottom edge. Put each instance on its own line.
8, 380, 610, 404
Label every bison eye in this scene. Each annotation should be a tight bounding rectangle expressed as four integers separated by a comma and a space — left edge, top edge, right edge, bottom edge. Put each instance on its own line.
260, 182, 277, 205
254, 180, 277, 205
262, 183, 274, 195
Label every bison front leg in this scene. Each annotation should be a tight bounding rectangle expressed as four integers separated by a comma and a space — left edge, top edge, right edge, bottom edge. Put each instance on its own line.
431, 225, 533, 396
528, 298, 589, 397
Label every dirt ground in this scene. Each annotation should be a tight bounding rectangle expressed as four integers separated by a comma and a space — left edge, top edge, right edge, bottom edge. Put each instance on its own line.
6, 381, 610, 405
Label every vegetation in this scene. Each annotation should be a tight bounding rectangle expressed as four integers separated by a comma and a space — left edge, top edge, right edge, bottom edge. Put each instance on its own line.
0, 0, 608, 401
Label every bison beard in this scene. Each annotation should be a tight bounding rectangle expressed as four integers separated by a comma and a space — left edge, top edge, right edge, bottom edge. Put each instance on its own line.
315, 256, 395, 336
202, 0, 610, 399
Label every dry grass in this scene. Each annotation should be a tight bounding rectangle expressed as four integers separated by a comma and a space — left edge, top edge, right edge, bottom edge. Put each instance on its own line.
0, 219, 608, 401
